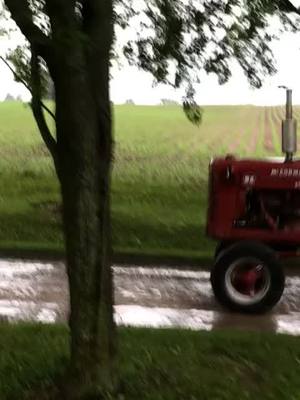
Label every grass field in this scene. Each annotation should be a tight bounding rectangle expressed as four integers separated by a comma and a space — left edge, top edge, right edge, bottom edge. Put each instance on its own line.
1, 324, 300, 399
0, 101, 297, 261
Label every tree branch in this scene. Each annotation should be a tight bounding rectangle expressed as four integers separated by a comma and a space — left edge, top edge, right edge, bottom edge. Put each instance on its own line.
45, 0, 77, 34
0, 55, 56, 121
81, 0, 113, 44
30, 46, 58, 165
278, 0, 300, 15
4, 0, 51, 58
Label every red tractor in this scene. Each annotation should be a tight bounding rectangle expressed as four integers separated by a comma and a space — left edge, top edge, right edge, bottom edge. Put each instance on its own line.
207, 88, 299, 313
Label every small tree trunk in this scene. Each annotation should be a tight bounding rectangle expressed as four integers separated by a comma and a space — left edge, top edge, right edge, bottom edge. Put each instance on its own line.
54, 56, 117, 398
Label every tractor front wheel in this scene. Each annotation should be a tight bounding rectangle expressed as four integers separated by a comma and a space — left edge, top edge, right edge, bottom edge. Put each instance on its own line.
210, 241, 285, 313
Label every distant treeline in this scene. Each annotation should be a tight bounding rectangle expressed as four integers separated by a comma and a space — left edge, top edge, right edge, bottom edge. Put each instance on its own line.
161, 99, 179, 106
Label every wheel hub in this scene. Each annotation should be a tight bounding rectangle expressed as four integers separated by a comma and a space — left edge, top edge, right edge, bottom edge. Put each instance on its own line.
233, 266, 264, 296
225, 258, 271, 305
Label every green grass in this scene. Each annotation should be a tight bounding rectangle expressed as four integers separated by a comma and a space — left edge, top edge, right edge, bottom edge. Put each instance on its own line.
0, 101, 295, 261
1, 323, 300, 399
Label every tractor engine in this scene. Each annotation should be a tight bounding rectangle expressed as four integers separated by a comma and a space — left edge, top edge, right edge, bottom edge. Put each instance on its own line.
242, 187, 300, 231
207, 156, 300, 247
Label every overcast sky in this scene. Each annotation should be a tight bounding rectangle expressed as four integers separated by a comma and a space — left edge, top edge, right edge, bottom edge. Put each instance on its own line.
1, 2, 300, 106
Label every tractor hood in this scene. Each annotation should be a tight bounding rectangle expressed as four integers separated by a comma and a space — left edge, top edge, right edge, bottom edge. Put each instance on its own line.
211, 155, 300, 190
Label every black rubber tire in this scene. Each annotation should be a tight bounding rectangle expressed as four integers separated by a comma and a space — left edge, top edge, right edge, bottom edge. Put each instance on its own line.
214, 241, 231, 261
210, 241, 285, 314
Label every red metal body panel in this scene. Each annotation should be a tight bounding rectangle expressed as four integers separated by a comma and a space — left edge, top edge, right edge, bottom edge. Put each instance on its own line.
206, 155, 300, 248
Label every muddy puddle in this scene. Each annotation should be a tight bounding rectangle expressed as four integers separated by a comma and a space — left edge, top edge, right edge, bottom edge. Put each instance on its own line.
0, 260, 300, 335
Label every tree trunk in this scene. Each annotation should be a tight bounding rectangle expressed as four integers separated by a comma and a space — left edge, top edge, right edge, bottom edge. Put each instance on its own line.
54, 49, 117, 399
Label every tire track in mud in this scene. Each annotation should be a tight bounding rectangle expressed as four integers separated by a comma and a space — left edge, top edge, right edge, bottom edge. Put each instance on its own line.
226, 109, 252, 153
117, 109, 239, 169
168, 109, 240, 159
264, 107, 275, 152
228, 106, 261, 155
1, 260, 300, 335
270, 106, 281, 153
217, 107, 257, 154
293, 107, 300, 120
292, 107, 300, 148
195, 109, 243, 154
272, 106, 281, 128
149, 107, 263, 161
275, 106, 285, 121
247, 107, 263, 154
190, 124, 229, 156
227, 123, 244, 153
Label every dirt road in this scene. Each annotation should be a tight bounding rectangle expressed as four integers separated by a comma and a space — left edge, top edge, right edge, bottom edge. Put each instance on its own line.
0, 259, 299, 335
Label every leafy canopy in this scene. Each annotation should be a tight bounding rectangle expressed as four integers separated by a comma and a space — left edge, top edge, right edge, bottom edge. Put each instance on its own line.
2, 0, 300, 123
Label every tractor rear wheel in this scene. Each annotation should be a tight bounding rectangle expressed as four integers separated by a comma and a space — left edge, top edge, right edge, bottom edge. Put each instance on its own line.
210, 241, 285, 313
214, 241, 231, 260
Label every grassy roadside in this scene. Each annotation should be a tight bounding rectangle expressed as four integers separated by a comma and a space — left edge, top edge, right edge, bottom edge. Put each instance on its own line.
0, 102, 296, 262
0, 102, 220, 261
0, 241, 213, 267
1, 324, 300, 399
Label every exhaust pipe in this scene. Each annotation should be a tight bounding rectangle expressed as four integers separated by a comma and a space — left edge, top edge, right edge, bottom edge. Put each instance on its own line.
279, 86, 297, 162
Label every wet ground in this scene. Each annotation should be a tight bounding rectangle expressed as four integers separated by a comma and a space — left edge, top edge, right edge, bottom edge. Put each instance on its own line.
0, 259, 300, 335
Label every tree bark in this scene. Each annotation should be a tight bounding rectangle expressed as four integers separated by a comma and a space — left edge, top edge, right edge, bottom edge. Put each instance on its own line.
53, 45, 116, 399
46, 0, 116, 395
4, 0, 117, 397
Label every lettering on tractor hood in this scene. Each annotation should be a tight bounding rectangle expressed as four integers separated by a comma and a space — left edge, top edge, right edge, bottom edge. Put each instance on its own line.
270, 168, 300, 177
